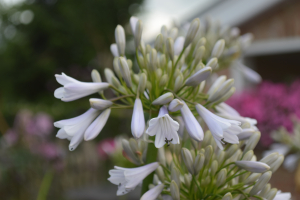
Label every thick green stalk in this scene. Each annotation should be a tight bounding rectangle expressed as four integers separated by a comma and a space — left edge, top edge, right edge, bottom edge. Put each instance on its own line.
141, 141, 158, 196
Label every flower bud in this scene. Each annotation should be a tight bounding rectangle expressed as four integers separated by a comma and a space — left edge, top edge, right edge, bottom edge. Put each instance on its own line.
159, 54, 166, 68
104, 68, 115, 85
221, 192, 232, 200
111, 76, 121, 88
169, 27, 178, 40
194, 46, 205, 64
115, 25, 126, 56
211, 160, 219, 176
159, 74, 168, 87
91, 69, 102, 82
259, 183, 271, 198
156, 68, 162, 79
206, 57, 218, 69
152, 92, 174, 105
168, 99, 184, 112
216, 168, 227, 187
211, 39, 225, 58
244, 173, 261, 185
171, 166, 181, 189
242, 150, 254, 161
89, 98, 113, 110
204, 145, 213, 165
134, 20, 143, 48
235, 161, 270, 173
174, 36, 185, 55
269, 155, 284, 173
157, 147, 166, 166
131, 98, 145, 139
237, 128, 255, 140
129, 138, 140, 155
155, 34, 164, 52
250, 171, 272, 195
138, 73, 147, 95
194, 153, 204, 175
150, 48, 157, 71
217, 150, 225, 164
174, 75, 184, 92
140, 184, 164, 200
110, 43, 119, 57
118, 57, 132, 87
184, 18, 200, 48
208, 79, 234, 102
121, 139, 141, 165
260, 152, 279, 166
209, 87, 235, 106
146, 81, 152, 91
112, 57, 122, 78
225, 144, 239, 159
185, 66, 212, 87
181, 148, 194, 174
207, 75, 226, 96
170, 180, 180, 200
156, 166, 165, 182
265, 188, 277, 200
243, 132, 261, 154
166, 38, 174, 60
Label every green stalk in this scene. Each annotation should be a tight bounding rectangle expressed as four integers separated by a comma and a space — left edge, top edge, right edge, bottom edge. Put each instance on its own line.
37, 170, 53, 200
140, 141, 158, 196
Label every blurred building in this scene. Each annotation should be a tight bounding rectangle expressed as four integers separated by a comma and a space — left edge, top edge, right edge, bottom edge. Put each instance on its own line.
189, 0, 300, 85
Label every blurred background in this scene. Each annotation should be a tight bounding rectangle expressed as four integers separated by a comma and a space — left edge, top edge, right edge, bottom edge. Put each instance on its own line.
0, 0, 300, 199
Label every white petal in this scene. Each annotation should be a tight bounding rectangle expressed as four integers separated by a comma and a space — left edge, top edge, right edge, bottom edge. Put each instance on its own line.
235, 61, 262, 83
141, 184, 164, 200
130, 16, 139, 34
216, 102, 240, 117
131, 98, 145, 138
274, 191, 291, 200
55, 73, 79, 85
69, 130, 84, 151
180, 102, 203, 141
84, 108, 111, 141
54, 87, 65, 99
56, 128, 70, 139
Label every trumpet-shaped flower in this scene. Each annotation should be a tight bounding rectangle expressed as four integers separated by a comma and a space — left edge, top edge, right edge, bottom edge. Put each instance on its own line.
180, 102, 204, 141
54, 73, 109, 102
195, 104, 242, 149
131, 98, 145, 139
273, 191, 291, 200
146, 106, 180, 148
140, 184, 164, 200
54, 108, 101, 151
108, 162, 159, 196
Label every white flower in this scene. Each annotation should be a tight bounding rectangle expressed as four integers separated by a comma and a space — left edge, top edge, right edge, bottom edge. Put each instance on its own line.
131, 98, 145, 139
108, 162, 159, 196
140, 184, 164, 200
110, 43, 119, 57
195, 104, 242, 149
180, 102, 204, 141
273, 191, 291, 200
283, 153, 299, 172
84, 108, 111, 141
146, 106, 180, 148
54, 73, 109, 102
54, 108, 101, 151
234, 60, 262, 83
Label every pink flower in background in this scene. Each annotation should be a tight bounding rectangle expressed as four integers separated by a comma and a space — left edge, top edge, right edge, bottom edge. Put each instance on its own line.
3, 129, 18, 146
26, 112, 54, 136
227, 80, 300, 146
97, 138, 116, 159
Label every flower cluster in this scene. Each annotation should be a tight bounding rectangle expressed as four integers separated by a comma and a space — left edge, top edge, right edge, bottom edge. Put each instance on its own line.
264, 117, 300, 172
109, 131, 290, 199
53, 16, 290, 199
227, 80, 300, 146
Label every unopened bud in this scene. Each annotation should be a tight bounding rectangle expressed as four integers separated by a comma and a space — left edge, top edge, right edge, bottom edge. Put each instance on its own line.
115, 25, 126, 56
113, 57, 122, 78
90, 98, 113, 110
184, 18, 200, 48
174, 75, 184, 92
206, 57, 218, 69
122, 139, 141, 165
250, 171, 272, 195
207, 75, 226, 96
221, 192, 232, 200
118, 57, 132, 87
235, 161, 270, 173
260, 152, 279, 166
208, 79, 234, 102
194, 153, 204, 175
138, 73, 147, 95
159, 74, 168, 87
216, 168, 227, 187
171, 166, 181, 189
204, 145, 213, 165
242, 150, 254, 161
269, 155, 284, 173
155, 34, 164, 51
244, 173, 261, 185
146, 81, 152, 91
168, 99, 184, 112
181, 148, 194, 174
265, 188, 277, 200
237, 128, 255, 140
166, 38, 174, 60
170, 180, 180, 200
174, 36, 185, 55
185, 66, 212, 87
150, 49, 157, 71
134, 20, 143, 48
104, 68, 116, 85
110, 43, 119, 57
156, 166, 165, 182
157, 147, 166, 166
226, 144, 239, 159
243, 132, 261, 154
211, 39, 225, 58
152, 92, 174, 105
91, 69, 102, 83
259, 183, 271, 198
194, 46, 205, 64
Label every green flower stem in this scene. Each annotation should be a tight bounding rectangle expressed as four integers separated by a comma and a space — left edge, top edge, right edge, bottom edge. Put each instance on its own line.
36, 170, 53, 200
109, 95, 135, 102
141, 141, 158, 196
